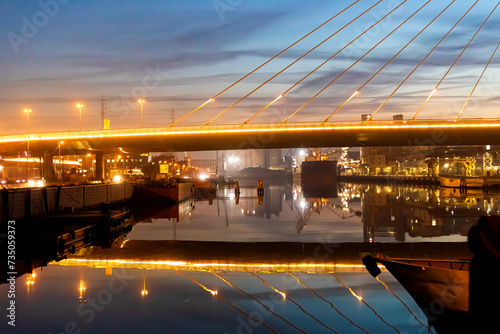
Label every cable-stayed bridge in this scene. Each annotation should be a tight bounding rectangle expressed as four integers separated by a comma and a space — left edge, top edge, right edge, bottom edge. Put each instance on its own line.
3, 0, 499, 155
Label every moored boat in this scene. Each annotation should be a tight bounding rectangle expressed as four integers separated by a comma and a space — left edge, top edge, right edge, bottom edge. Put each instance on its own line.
363, 254, 471, 333
363, 255, 470, 313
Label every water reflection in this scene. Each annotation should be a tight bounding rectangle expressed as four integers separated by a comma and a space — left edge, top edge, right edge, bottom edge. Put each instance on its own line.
360, 184, 492, 242
3, 181, 497, 333
127, 181, 500, 244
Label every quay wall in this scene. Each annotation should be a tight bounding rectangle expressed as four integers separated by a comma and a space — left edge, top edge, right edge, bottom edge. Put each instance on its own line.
1, 183, 135, 224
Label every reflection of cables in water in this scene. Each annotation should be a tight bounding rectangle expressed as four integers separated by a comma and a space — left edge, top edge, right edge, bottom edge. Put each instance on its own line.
212, 272, 307, 334
376, 276, 430, 331
331, 273, 401, 334
178, 270, 217, 295
251, 272, 338, 334
289, 273, 369, 334
250, 272, 286, 299
178, 271, 278, 334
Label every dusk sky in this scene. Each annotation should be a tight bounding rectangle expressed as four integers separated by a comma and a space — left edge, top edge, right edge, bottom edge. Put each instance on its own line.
1, 0, 499, 135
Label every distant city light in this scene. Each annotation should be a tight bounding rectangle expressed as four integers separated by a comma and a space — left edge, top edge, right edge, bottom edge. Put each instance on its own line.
228, 156, 240, 164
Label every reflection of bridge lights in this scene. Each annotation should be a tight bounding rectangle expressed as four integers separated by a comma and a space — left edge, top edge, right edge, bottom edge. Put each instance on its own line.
57, 259, 369, 273
79, 279, 86, 302
141, 276, 148, 297
26, 272, 36, 287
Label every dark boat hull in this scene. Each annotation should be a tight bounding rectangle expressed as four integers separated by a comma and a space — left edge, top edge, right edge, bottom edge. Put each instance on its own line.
375, 257, 469, 313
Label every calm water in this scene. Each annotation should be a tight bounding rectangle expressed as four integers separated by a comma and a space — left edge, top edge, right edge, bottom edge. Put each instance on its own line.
2, 181, 494, 333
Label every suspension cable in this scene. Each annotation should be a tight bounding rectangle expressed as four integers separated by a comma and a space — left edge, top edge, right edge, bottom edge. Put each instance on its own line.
323, 0, 456, 123
203, 0, 384, 126
411, 1, 499, 120
364, 0, 480, 123
455, 41, 500, 122
281, 0, 430, 124
244, 0, 410, 125
169, 0, 361, 127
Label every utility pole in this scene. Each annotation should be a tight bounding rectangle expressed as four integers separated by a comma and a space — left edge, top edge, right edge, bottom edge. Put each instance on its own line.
101, 95, 107, 129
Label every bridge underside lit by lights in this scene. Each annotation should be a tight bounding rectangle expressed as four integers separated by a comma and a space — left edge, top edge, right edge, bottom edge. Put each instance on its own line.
2, 119, 500, 156
51, 240, 471, 274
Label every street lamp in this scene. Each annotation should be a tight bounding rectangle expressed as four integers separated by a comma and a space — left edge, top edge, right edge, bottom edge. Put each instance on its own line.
24, 109, 32, 133
138, 99, 145, 128
76, 104, 84, 131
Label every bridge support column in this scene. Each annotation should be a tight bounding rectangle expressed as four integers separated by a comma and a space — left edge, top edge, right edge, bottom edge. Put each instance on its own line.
43, 151, 56, 181
95, 153, 105, 181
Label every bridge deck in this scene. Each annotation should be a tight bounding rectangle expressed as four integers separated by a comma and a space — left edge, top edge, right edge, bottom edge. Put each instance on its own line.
1, 119, 499, 154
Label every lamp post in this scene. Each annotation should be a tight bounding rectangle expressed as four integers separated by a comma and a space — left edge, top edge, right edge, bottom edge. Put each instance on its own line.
24, 109, 32, 133
138, 100, 145, 128
76, 104, 84, 131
